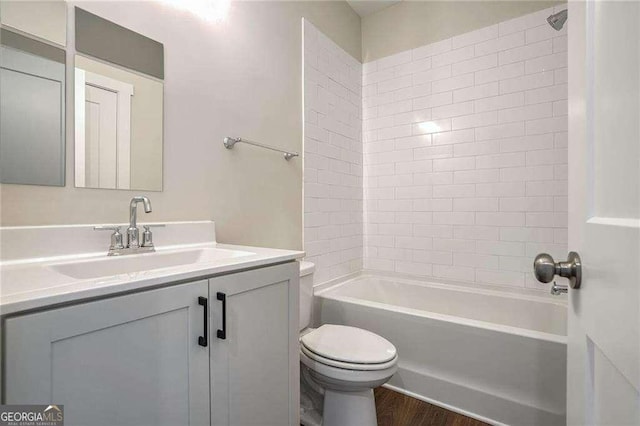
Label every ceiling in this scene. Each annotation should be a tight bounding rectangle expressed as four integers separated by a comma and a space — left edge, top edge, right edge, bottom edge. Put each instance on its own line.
347, 1, 401, 18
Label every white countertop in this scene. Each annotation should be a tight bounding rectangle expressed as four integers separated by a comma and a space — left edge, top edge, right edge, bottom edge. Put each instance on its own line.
0, 222, 304, 316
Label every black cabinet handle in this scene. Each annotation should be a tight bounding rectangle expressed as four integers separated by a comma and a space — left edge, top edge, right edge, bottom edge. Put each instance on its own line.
198, 296, 208, 347
216, 292, 227, 340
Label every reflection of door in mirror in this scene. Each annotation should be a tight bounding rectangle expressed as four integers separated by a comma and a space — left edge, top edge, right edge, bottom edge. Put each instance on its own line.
75, 69, 133, 189
85, 85, 117, 189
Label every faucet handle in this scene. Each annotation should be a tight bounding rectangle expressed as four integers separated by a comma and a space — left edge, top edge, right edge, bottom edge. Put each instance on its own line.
94, 226, 125, 251
141, 224, 164, 248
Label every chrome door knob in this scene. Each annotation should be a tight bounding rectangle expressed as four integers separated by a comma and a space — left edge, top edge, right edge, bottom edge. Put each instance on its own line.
533, 252, 582, 289
533, 253, 557, 283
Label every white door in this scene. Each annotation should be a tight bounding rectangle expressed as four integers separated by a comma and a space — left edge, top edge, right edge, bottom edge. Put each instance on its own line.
567, 1, 639, 425
209, 262, 299, 426
4, 280, 211, 426
85, 84, 118, 189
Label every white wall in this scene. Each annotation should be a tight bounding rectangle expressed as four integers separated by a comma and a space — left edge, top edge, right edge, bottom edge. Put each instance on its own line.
362, 6, 568, 292
303, 21, 363, 284
0, 1, 361, 251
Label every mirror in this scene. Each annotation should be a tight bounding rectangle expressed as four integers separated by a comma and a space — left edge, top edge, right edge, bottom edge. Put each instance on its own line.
0, 29, 66, 186
74, 8, 164, 191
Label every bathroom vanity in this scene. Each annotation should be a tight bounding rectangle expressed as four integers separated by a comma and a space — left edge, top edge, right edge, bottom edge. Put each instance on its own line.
0, 221, 303, 426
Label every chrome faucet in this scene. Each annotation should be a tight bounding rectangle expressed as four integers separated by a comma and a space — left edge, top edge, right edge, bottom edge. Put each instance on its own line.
127, 196, 152, 248
94, 196, 163, 256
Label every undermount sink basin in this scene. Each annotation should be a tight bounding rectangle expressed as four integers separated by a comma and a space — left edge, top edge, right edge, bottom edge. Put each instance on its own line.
48, 247, 254, 279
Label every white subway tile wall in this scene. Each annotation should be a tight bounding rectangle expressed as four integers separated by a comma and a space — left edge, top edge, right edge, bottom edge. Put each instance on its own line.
303, 21, 363, 284
362, 7, 568, 291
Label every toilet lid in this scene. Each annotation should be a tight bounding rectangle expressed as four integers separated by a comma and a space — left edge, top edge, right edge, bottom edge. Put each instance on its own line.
300, 324, 397, 364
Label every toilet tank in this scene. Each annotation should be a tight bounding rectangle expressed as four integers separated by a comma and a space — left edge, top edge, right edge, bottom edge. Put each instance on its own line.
299, 261, 315, 331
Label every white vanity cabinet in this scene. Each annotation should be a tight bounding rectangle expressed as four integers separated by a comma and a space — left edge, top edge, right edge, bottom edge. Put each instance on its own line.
4, 279, 211, 426
3, 262, 299, 426
209, 262, 299, 426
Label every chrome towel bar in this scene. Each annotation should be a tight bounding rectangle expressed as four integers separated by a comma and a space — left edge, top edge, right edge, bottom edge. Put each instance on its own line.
223, 137, 299, 161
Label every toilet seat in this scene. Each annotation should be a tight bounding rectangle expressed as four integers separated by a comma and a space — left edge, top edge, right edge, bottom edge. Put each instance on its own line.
301, 343, 398, 371
300, 324, 396, 365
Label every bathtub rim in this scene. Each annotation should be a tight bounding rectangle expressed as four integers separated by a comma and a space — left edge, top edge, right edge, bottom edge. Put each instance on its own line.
314, 273, 568, 345
315, 269, 568, 304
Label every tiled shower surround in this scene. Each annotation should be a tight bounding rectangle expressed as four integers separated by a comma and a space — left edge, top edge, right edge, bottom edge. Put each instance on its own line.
362, 8, 568, 290
303, 21, 364, 284
304, 7, 568, 291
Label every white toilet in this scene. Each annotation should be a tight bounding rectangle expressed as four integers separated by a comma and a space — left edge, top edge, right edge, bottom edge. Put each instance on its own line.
299, 261, 398, 426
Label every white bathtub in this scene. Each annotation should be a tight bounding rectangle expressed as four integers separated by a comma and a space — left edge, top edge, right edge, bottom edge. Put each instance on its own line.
314, 274, 567, 426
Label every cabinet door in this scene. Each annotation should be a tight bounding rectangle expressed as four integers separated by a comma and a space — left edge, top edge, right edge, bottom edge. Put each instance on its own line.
209, 262, 299, 426
4, 280, 210, 426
